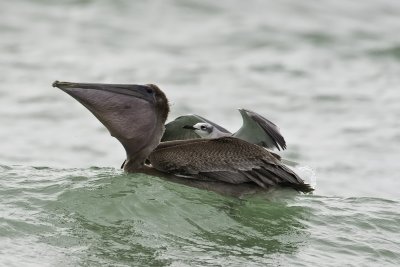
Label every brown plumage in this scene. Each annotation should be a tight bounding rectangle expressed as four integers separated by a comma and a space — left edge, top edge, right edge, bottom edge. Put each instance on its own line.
149, 137, 313, 192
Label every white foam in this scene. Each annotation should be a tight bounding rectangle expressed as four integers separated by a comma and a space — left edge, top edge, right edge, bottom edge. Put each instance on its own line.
293, 165, 317, 190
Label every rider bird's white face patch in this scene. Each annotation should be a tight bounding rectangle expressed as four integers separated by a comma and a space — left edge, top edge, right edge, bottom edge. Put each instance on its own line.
193, 123, 215, 138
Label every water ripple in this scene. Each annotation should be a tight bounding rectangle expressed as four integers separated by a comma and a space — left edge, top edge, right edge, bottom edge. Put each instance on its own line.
0, 166, 399, 266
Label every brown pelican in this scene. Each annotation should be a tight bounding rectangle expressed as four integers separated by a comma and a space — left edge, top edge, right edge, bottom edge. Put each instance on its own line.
162, 109, 287, 151
53, 81, 312, 193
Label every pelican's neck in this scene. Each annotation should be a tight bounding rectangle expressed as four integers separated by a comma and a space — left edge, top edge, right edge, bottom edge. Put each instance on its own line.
123, 121, 165, 173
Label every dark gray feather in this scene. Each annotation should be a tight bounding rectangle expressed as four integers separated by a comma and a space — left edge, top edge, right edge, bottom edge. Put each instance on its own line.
233, 109, 287, 151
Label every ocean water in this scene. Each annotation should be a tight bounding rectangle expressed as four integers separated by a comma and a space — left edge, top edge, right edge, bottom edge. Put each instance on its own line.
1, 0, 399, 266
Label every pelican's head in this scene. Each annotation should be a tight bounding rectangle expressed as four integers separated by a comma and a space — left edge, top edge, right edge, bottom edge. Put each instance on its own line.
53, 81, 169, 171
183, 122, 216, 138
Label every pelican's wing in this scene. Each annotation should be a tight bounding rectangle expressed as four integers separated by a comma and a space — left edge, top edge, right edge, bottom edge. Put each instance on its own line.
150, 137, 312, 193
161, 114, 231, 142
233, 109, 287, 151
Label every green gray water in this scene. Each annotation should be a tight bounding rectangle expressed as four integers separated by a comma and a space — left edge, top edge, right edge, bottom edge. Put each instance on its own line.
1, 0, 400, 266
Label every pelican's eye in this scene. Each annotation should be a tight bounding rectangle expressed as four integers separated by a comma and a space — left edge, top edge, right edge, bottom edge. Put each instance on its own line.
145, 87, 154, 94
200, 125, 206, 130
